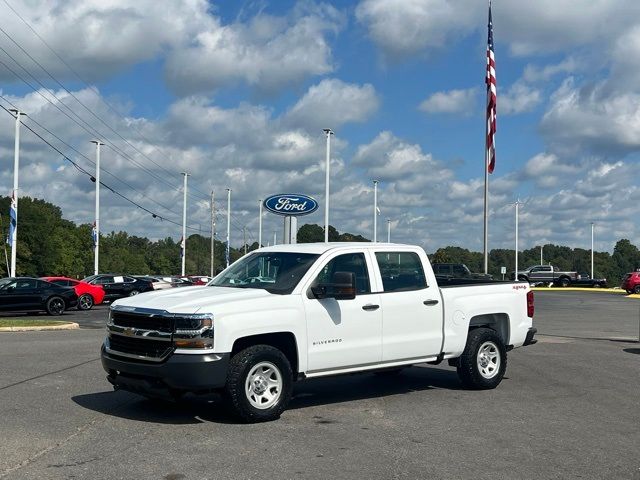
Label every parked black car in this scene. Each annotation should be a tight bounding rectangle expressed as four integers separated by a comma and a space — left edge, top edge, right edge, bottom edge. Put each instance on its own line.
0, 277, 78, 315
82, 274, 153, 301
573, 273, 608, 288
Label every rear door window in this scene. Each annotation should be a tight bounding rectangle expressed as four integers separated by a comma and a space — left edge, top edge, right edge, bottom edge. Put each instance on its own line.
375, 252, 427, 292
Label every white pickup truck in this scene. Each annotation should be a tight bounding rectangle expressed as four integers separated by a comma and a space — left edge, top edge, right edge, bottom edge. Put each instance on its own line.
101, 243, 537, 422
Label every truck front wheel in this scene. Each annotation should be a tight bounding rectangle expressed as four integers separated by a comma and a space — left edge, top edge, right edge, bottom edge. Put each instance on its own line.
457, 328, 507, 390
225, 345, 293, 423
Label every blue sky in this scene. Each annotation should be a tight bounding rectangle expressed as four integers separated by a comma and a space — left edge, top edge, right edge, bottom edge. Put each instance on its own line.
0, 0, 639, 253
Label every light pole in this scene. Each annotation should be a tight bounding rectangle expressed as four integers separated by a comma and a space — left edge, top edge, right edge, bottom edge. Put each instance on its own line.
591, 222, 594, 279
258, 200, 263, 248
210, 191, 215, 277
387, 218, 391, 243
180, 172, 189, 276
273, 231, 277, 246
540, 245, 543, 265
373, 180, 379, 242
323, 128, 333, 242
90, 140, 104, 275
226, 188, 231, 268
9, 109, 25, 277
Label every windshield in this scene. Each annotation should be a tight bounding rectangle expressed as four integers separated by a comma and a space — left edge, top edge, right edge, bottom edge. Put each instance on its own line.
82, 275, 98, 283
0, 278, 13, 289
210, 252, 319, 294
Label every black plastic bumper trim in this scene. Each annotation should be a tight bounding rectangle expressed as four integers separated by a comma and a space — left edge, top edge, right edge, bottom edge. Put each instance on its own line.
523, 327, 538, 346
101, 344, 230, 394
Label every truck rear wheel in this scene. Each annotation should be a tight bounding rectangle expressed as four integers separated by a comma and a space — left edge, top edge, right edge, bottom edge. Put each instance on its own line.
457, 328, 506, 390
224, 345, 293, 423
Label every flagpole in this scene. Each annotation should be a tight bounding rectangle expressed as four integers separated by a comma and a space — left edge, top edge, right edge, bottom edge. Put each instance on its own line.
483, 147, 489, 274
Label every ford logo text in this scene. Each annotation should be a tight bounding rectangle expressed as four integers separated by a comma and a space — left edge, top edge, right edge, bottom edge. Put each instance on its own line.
263, 194, 319, 216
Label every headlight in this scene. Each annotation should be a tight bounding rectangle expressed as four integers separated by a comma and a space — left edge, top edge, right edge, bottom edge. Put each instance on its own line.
172, 313, 214, 350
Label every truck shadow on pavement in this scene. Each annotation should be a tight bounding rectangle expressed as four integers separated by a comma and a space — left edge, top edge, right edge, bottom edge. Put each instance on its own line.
72, 365, 465, 425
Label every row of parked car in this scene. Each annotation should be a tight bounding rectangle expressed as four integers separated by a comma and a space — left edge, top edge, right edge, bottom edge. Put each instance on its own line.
0, 274, 213, 316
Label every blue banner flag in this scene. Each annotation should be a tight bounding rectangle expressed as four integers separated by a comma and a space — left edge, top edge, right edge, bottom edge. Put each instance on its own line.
91, 222, 98, 246
7, 193, 16, 246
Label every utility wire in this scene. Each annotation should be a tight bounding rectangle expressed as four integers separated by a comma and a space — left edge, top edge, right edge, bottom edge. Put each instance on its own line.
0, 47, 203, 204
0, 0, 212, 201
0, 92, 179, 217
0, 102, 204, 233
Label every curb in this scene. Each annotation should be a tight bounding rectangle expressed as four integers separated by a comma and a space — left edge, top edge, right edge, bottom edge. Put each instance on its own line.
627, 294, 640, 299
0, 322, 80, 332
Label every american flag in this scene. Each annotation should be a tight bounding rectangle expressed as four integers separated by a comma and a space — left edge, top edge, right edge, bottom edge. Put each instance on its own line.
180, 236, 185, 258
485, 1, 496, 174
7, 192, 17, 245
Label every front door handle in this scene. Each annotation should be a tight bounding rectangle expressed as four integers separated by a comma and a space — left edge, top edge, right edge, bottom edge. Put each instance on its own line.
423, 299, 439, 306
362, 304, 380, 311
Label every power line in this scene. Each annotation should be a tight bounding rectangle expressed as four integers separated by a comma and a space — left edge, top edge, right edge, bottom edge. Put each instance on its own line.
0, 92, 180, 217
0, 0, 212, 201
0, 102, 204, 233
0, 47, 203, 203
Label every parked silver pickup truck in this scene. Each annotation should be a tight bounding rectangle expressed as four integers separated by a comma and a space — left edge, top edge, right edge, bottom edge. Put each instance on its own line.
511, 265, 578, 286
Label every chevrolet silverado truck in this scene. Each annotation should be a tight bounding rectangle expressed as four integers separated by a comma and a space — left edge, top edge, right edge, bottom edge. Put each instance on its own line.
511, 264, 578, 287
101, 243, 537, 422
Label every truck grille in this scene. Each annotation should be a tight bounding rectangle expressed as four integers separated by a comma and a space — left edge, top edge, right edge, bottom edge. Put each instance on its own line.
111, 311, 173, 333
108, 335, 173, 360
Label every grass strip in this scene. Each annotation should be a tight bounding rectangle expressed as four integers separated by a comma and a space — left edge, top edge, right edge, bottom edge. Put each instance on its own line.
0, 319, 69, 327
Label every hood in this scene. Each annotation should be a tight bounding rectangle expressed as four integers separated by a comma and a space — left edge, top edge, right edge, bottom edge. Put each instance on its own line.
111, 286, 273, 313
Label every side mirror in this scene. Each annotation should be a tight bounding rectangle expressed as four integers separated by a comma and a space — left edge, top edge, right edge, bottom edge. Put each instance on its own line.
6, 286, 15, 293
311, 271, 356, 300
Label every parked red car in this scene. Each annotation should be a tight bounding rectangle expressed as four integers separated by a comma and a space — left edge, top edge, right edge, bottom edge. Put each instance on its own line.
40, 277, 105, 310
621, 271, 640, 294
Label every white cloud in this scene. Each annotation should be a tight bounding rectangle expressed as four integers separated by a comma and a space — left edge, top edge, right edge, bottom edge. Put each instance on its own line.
355, 0, 478, 59
500, 82, 541, 115
540, 78, 640, 154
164, 3, 344, 95
284, 79, 380, 130
522, 57, 581, 83
418, 88, 477, 115
0, 0, 209, 82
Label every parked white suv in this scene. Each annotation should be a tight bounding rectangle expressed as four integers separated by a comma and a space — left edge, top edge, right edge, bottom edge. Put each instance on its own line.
101, 243, 536, 422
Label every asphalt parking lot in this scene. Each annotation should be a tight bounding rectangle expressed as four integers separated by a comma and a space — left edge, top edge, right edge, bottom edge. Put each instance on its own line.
1, 292, 638, 480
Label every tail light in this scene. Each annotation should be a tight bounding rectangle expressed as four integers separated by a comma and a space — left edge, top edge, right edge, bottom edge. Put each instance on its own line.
527, 290, 535, 318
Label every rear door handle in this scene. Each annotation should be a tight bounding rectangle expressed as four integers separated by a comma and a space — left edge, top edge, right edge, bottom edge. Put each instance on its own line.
362, 304, 380, 311
423, 299, 439, 306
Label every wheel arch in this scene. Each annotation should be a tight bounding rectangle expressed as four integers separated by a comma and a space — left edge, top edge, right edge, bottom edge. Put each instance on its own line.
231, 332, 299, 376
468, 313, 510, 346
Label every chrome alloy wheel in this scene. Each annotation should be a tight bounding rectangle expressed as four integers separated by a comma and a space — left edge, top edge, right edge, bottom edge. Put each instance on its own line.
78, 294, 93, 310
245, 361, 283, 410
477, 341, 500, 379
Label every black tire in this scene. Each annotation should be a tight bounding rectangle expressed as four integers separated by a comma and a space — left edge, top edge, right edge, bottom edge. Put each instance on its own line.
46, 296, 66, 316
558, 277, 570, 287
128, 290, 140, 297
457, 327, 507, 390
634, 285, 640, 294
224, 345, 293, 423
77, 294, 94, 310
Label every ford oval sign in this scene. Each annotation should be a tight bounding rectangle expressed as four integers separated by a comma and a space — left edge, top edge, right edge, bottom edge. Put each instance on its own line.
263, 194, 319, 216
